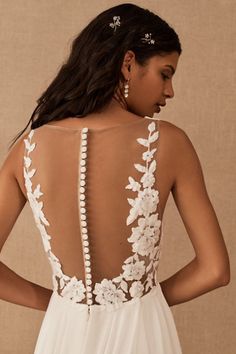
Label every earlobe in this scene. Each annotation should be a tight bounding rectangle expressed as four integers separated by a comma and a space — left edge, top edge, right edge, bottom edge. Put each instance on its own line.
120, 62, 131, 81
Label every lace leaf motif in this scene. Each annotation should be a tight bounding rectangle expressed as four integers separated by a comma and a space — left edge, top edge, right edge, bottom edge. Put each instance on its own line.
23, 129, 86, 303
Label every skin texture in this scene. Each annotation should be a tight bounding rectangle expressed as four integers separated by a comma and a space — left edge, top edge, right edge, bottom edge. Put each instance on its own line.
0, 50, 230, 311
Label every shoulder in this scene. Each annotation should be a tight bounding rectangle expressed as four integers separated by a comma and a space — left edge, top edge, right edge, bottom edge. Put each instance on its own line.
158, 119, 199, 171
159, 119, 185, 135
0, 130, 30, 177
158, 119, 191, 148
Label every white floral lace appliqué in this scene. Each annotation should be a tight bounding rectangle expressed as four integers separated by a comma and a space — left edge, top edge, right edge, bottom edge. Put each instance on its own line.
23, 123, 162, 307
93, 121, 162, 305
23, 130, 86, 303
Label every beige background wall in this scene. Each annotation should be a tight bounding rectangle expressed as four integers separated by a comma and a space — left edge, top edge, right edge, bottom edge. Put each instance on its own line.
0, 1, 235, 353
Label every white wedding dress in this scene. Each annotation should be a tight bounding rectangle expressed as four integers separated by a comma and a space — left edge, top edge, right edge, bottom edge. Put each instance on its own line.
22, 116, 182, 353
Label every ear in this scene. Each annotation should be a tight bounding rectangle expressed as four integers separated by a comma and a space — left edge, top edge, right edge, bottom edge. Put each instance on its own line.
120, 50, 136, 79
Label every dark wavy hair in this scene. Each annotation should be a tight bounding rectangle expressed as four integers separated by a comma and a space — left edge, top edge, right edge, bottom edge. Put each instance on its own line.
9, 3, 182, 149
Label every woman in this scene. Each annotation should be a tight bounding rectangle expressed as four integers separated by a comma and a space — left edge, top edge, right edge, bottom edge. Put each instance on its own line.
0, 3, 230, 353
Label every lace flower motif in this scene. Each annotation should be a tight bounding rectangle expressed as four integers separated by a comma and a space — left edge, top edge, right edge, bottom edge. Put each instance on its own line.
122, 260, 146, 280
93, 279, 127, 305
60, 276, 87, 302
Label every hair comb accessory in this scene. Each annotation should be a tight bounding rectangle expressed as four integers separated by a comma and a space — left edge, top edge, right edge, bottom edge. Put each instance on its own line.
141, 33, 155, 45
109, 16, 121, 32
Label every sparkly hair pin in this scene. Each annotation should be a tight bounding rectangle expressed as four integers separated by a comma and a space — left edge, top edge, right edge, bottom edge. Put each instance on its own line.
109, 16, 121, 32
109, 16, 156, 45
141, 33, 155, 45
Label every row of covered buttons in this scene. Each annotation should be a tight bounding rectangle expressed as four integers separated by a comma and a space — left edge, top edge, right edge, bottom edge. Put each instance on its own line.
80, 127, 93, 305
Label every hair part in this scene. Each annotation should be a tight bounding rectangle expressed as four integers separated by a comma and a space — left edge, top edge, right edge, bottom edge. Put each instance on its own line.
8, 3, 182, 150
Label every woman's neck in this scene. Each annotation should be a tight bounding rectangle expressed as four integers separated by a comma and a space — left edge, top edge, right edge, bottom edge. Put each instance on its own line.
111, 86, 128, 111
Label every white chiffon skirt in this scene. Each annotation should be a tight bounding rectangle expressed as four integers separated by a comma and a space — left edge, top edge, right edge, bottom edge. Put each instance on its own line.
34, 282, 182, 354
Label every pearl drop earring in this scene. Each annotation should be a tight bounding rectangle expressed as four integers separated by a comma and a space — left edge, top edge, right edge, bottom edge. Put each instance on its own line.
124, 79, 130, 98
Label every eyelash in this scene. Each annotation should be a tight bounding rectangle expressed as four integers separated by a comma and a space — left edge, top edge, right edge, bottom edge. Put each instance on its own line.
161, 73, 170, 81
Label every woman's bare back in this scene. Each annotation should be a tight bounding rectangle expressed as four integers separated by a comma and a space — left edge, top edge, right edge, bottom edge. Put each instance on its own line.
1, 110, 229, 308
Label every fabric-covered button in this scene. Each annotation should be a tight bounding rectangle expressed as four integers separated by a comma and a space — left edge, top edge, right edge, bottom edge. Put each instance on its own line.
80, 160, 86, 166
87, 299, 92, 305
85, 260, 91, 267
80, 194, 85, 200
81, 166, 86, 172
81, 227, 88, 233
83, 240, 89, 246
85, 254, 90, 260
